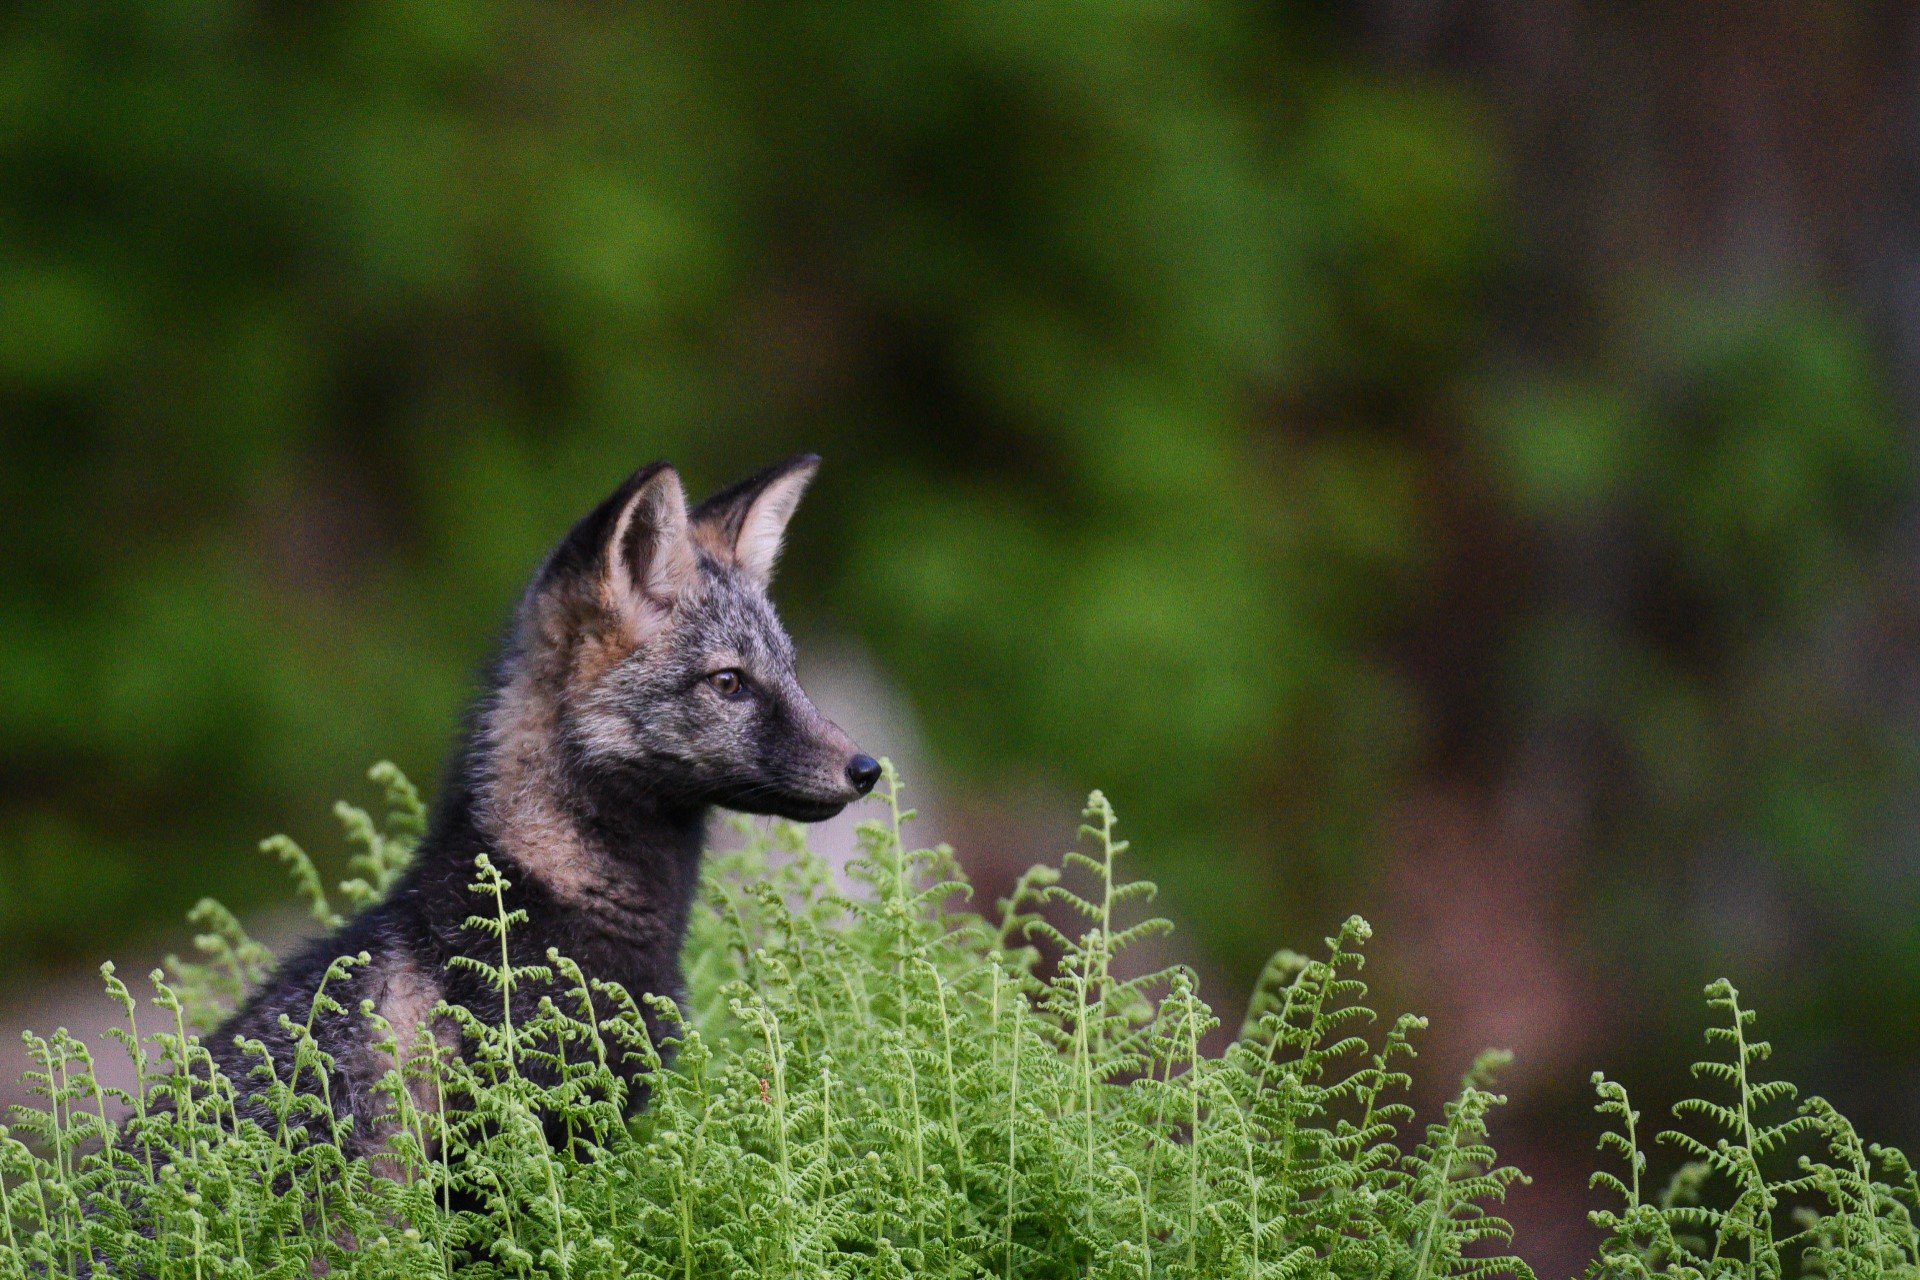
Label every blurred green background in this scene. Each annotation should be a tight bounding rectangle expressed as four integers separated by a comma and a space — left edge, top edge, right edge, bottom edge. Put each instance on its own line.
5, 2, 1919, 1270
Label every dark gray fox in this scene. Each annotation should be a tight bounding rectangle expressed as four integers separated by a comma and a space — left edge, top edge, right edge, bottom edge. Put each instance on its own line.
206, 455, 877, 1158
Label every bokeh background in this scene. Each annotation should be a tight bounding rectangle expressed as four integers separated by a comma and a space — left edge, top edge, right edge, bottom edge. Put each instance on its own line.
5, 2, 1920, 1271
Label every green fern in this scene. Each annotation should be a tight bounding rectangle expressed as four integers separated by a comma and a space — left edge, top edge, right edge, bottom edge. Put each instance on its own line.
0, 761, 1909, 1279
1589, 980, 1920, 1279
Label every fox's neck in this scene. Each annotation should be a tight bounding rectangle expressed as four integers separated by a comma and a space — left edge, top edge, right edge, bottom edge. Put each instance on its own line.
446, 662, 711, 945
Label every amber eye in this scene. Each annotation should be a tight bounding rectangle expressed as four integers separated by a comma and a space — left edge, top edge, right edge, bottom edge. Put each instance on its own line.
706, 669, 747, 699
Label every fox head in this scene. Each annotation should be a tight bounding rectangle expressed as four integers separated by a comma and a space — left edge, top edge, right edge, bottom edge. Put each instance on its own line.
494, 454, 877, 823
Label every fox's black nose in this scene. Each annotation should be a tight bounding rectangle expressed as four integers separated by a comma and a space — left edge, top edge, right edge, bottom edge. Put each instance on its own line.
846, 754, 881, 796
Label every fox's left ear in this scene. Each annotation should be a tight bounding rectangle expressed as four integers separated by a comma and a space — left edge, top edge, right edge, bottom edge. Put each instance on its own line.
691, 453, 820, 587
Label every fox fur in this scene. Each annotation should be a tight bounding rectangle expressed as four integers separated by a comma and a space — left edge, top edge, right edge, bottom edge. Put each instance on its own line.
206, 455, 876, 1159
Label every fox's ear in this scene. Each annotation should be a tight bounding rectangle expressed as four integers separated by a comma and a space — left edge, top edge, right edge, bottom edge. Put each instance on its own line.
604, 462, 700, 635
691, 453, 820, 587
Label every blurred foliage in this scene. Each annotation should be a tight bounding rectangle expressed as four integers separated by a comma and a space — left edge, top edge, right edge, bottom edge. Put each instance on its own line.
0, 3, 1912, 1170
0, 0, 1497, 965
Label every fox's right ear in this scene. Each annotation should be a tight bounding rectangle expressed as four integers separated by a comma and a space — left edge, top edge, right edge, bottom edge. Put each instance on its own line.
603, 463, 699, 637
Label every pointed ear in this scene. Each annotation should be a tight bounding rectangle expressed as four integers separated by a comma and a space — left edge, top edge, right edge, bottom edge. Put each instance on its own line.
604, 462, 700, 635
691, 453, 820, 587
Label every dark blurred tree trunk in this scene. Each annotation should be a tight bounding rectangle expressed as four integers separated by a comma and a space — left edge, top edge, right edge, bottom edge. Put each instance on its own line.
1867, 6, 1920, 599
1353, 4, 1918, 1273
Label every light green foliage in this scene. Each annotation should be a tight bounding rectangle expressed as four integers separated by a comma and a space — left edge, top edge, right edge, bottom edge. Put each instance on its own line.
0, 765, 1906, 1278
1589, 981, 1920, 1279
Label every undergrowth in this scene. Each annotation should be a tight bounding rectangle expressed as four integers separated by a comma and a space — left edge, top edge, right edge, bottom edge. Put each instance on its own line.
1, 764, 1915, 1278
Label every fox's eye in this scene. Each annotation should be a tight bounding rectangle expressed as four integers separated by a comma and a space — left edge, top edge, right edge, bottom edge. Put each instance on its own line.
706, 669, 748, 700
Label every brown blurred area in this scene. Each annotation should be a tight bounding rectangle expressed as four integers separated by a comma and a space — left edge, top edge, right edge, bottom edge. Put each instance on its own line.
1355, 7, 1920, 1266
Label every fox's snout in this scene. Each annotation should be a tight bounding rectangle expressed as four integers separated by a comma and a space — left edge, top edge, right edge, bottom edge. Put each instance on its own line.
760, 710, 879, 821
806, 708, 879, 800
